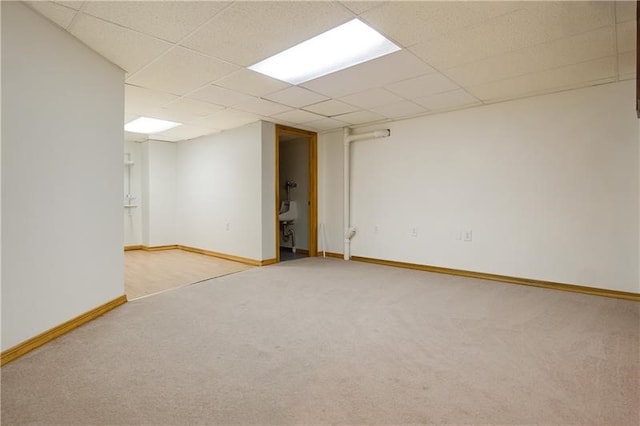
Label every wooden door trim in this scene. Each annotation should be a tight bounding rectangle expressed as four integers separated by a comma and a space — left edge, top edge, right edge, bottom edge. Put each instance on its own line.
275, 125, 318, 262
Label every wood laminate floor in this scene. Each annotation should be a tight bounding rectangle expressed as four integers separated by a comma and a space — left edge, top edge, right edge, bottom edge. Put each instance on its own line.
125, 249, 254, 300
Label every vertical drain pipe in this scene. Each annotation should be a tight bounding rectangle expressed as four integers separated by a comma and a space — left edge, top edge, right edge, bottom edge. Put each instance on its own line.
343, 127, 391, 260
343, 128, 352, 261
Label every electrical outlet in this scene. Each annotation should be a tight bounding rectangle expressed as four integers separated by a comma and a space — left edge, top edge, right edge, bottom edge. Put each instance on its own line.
410, 227, 418, 237
374, 225, 380, 234
225, 222, 231, 231
463, 230, 472, 242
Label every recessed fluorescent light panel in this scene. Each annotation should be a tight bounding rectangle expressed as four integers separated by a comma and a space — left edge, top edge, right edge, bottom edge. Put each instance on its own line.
249, 19, 401, 85
124, 117, 181, 134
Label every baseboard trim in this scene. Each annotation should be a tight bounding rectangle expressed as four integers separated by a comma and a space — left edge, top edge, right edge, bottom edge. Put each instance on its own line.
260, 258, 278, 266
350, 256, 639, 301
127, 244, 276, 267
123, 245, 178, 252
178, 245, 263, 267
1, 295, 128, 367
143, 245, 179, 251
322, 252, 345, 259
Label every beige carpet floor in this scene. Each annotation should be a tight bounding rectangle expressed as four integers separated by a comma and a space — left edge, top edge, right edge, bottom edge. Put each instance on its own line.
2, 258, 639, 425
125, 249, 253, 299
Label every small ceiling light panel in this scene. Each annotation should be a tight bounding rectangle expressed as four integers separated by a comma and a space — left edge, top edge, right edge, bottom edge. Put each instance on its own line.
249, 19, 400, 85
124, 117, 181, 134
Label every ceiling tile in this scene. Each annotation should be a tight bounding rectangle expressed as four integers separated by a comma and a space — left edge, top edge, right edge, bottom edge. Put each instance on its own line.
618, 50, 636, 78
616, 1, 636, 23
304, 99, 360, 117
303, 117, 349, 131
371, 100, 427, 119
340, 88, 403, 109
302, 50, 436, 98
263, 87, 329, 108
26, 1, 77, 29
361, 1, 521, 47
340, 2, 386, 16
410, 10, 540, 69
410, 2, 614, 70
181, 1, 352, 66
69, 13, 173, 75
444, 26, 616, 87
125, 85, 179, 115
158, 98, 226, 122
268, 118, 297, 129
134, 108, 192, 126
54, 1, 83, 11
214, 69, 290, 97
32, 1, 631, 134
192, 108, 261, 131
529, 1, 614, 37
153, 125, 219, 143
387, 73, 460, 100
467, 56, 617, 102
337, 110, 386, 125
186, 85, 255, 107
413, 89, 481, 111
235, 98, 292, 117
81, 1, 230, 43
271, 110, 325, 124
126, 47, 238, 96
617, 20, 636, 53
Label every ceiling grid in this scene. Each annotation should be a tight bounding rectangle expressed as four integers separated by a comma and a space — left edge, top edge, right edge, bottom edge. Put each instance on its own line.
23, 0, 637, 142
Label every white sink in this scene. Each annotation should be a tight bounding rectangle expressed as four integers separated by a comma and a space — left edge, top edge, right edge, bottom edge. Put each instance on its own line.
279, 200, 298, 222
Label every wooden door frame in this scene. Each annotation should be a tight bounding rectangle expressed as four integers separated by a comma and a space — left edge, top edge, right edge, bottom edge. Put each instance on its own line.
275, 125, 317, 262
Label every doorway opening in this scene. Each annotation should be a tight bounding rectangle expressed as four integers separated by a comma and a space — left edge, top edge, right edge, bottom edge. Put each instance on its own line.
275, 125, 317, 262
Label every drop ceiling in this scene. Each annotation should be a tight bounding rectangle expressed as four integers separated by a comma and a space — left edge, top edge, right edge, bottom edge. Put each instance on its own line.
26, 1, 636, 142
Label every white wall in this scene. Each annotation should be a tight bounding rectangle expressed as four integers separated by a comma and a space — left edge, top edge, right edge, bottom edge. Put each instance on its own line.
176, 122, 266, 260
279, 137, 309, 250
1, 2, 125, 350
1, 1, 4, 322
141, 140, 177, 246
140, 141, 150, 245
318, 131, 344, 254
124, 141, 143, 246
319, 81, 639, 293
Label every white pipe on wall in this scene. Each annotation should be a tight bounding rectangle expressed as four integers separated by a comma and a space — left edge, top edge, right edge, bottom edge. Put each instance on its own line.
343, 127, 391, 260
343, 128, 350, 261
